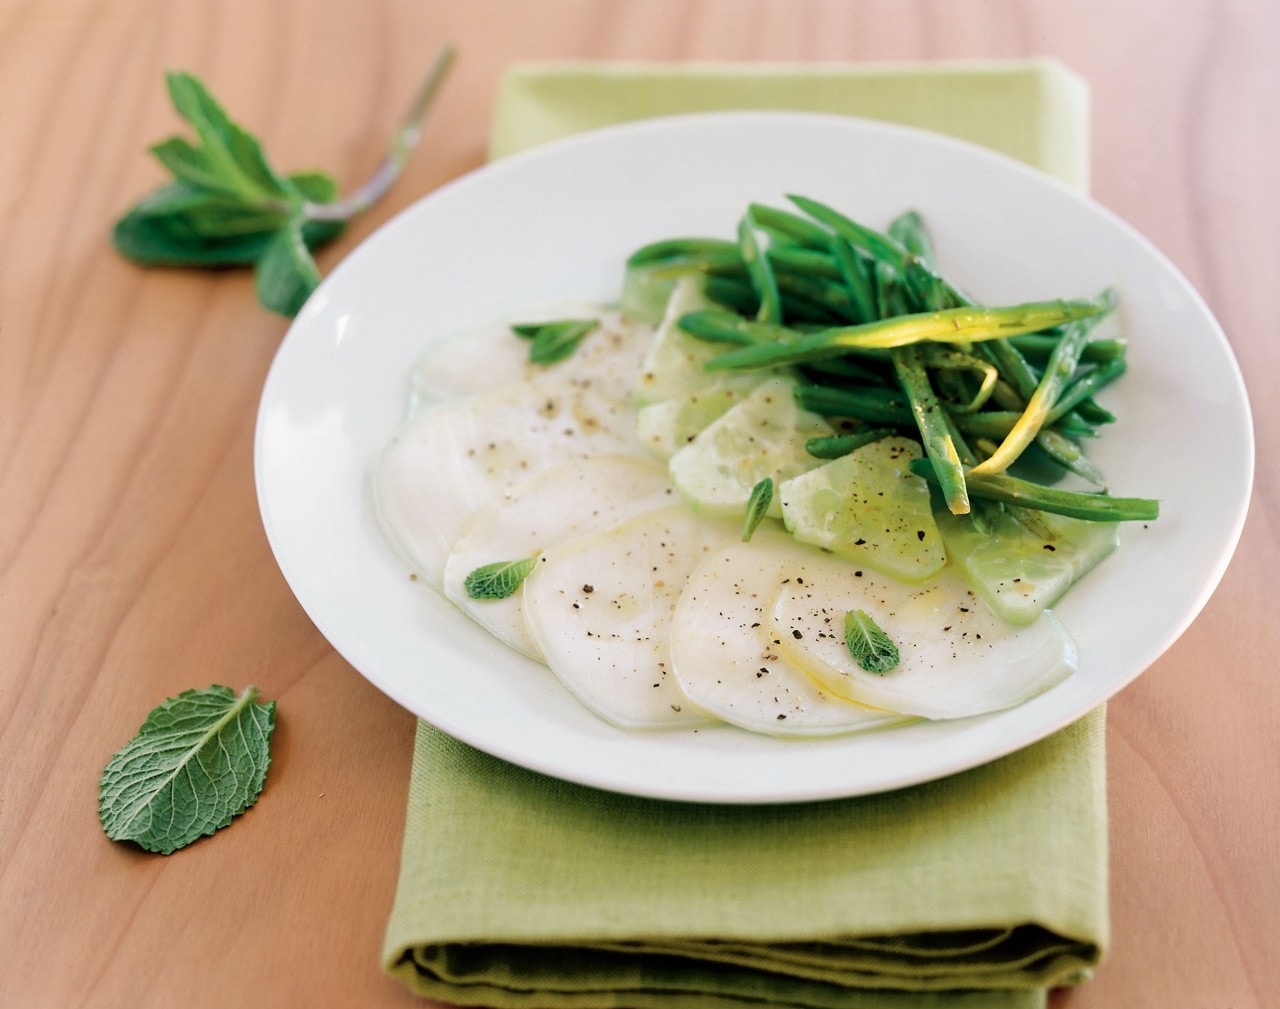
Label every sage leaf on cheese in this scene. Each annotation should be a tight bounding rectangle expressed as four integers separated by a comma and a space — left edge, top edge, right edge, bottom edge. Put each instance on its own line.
98, 685, 276, 854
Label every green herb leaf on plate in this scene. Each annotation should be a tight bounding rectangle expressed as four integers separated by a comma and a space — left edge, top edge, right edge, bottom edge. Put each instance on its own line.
844, 609, 900, 674
511, 319, 600, 364
465, 557, 539, 599
741, 477, 773, 541
98, 685, 276, 855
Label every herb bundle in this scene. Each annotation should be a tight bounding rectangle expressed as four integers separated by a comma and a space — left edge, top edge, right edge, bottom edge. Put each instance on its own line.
113, 45, 455, 316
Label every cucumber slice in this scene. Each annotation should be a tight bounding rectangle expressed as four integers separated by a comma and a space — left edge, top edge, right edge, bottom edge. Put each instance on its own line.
668, 376, 833, 518
636, 384, 761, 460
779, 436, 945, 583
634, 277, 760, 407
934, 507, 1120, 625
620, 263, 676, 325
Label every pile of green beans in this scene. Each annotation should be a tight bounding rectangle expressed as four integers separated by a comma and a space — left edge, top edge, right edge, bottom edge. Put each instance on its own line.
625, 195, 1158, 524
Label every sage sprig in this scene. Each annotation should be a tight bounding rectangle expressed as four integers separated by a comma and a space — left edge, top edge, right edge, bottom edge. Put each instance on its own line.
113, 45, 456, 317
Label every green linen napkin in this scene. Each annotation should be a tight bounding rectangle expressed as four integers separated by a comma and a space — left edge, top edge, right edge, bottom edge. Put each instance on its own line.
384, 59, 1107, 1009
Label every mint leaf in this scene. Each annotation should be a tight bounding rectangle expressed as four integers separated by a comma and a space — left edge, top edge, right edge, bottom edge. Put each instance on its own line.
511, 319, 599, 364
465, 557, 538, 599
98, 685, 276, 855
114, 46, 455, 316
160, 72, 291, 203
255, 220, 322, 317
741, 477, 773, 541
843, 610, 900, 674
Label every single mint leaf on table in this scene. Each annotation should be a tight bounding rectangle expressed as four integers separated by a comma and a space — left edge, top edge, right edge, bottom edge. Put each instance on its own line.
98, 685, 276, 855
113, 45, 455, 316
465, 557, 538, 600
844, 609, 901, 674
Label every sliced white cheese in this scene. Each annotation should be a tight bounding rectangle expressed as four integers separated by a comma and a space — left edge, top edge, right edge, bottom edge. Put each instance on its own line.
444, 455, 674, 658
522, 504, 734, 730
372, 372, 642, 586
769, 554, 1077, 720
409, 305, 652, 410
669, 530, 906, 737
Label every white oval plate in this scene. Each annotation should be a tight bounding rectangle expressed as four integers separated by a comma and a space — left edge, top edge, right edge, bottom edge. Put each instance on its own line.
255, 112, 1252, 803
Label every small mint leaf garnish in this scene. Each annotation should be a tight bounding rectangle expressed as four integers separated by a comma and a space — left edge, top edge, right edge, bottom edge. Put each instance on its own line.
741, 477, 773, 541
464, 557, 539, 600
510, 319, 599, 364
98, 685, 276, 855
844, 610, 900, 674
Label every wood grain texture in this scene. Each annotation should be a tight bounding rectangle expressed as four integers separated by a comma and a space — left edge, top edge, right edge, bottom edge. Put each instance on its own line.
1, 1, 1275, 1007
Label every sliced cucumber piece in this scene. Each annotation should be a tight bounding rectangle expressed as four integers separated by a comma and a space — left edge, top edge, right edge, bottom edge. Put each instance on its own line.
636, 383, 761, 460
779, 436, 945, 583
634, 277, 760, 407
668, 376, 833, 518
934, 507, 1120, 625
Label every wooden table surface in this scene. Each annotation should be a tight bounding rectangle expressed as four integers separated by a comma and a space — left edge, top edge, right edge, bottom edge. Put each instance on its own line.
2, 1, 1276, 1006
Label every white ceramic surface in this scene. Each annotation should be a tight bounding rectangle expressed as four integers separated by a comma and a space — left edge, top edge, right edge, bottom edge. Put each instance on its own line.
255, 111, 1253, 803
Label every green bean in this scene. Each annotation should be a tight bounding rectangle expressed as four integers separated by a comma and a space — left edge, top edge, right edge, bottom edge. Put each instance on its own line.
919, 346, 999, 413
787, 194, 910, 267
678, 310, 796, 347
909, 460, 1159, 522
704, 296, 1109, 371
1049, 358, 1126, 424
775, 272, 865, 323
887, 210, 935, 263
829, 236, 878, 324
971, 312, 1100, 475
795, 384, 914, 426
892, 344, 970, 514
1009, 333, 1128, 363
747, 203, 832, 250
738, 210, 782, 324
626, 237, 739, 268
1034, 428, 1107, 488
767, 246, 842, 281
800, 356, 891, 383
805, 427, 897, 459
702, 275, 760, 315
